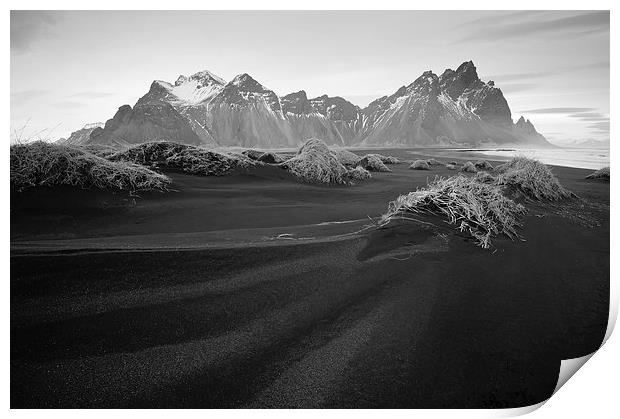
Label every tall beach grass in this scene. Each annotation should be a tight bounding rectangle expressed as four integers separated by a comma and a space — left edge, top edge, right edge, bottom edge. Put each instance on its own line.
10, 141, 170, 193
108, 141, 250, 176
284, 138, 352, 185
381, 175, 525, 248
495, 156, 571, 201
585, 167, 610, 180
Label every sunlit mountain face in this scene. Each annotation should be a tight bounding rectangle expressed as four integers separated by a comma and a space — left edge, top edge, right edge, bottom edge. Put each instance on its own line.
84, 61, 551, 149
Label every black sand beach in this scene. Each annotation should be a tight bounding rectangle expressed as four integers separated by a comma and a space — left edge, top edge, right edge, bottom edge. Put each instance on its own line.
10, 149, 610, 408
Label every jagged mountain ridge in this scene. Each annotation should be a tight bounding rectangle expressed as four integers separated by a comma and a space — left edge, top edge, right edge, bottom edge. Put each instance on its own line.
86, 61, 551, 148
358, 61, 548, 147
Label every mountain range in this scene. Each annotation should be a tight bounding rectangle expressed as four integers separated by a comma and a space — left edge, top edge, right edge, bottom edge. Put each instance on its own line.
71, 61, 550, 148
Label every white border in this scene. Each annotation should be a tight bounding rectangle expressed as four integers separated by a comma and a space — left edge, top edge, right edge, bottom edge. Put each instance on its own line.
4, 1, 617, 417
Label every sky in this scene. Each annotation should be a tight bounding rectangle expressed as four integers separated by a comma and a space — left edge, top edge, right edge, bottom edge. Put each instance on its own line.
10, 10, 610, 147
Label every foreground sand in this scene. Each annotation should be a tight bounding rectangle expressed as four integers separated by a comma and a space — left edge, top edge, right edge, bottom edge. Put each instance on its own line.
10, 149, 610, 408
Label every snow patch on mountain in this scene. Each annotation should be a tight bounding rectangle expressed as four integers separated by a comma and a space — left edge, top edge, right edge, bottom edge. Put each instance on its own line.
153, 69, 226, 106
83, 122, 105, 130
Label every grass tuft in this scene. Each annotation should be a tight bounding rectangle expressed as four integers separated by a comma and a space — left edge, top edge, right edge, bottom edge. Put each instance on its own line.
365, 153, 400, 165
80, 144, 120, 159
358, 154, 391, 172
284, 138, 352, 185
495, 157, 571, 201
410, 160, 430, 170
380, 175, 526, 248
332, 148, 362, 166
475, 160, 494, 171
381, 155, 401, 164
474, 171, 496, 184
461, 161, 477, 173
256, 152, 284, 164
426, 158, 443, 166
347, 166, 372, 182
242, 149, 266, 160
108, 141, 246, 176
10, 141, 170, 193
242, 149, 285, 164
585, 166, 610, 180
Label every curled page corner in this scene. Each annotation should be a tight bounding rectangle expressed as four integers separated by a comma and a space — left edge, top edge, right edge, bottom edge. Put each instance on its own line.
553, 352, 595, 395
495, 352, 598, 418
494, 400, 547, 417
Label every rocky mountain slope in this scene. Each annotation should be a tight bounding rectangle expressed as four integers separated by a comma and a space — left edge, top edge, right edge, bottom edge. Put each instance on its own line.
281, 91, 365, 145
83, 61, 551, 148
359, 61, 543, 147
88, 102, 202, 146
56, 122, 104, 146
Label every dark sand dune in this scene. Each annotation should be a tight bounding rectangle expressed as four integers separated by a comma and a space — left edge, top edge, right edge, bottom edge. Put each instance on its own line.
10, 149, 609, 408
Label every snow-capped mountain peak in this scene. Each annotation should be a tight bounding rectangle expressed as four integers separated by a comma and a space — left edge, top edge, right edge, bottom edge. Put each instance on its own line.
144, 69, 226, 106
173, 70, 226, 87
188, 69, 226, 85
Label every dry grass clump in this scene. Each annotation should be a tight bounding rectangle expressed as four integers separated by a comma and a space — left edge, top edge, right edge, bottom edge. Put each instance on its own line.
474, 171, 496, 184
284, 138, 351, 185
495, 156, 571, 201
257, 152, 284, 164
332, 148, 362, 166
218, 150, 257, 168
380, 175, 525, 248
347, 166, 372, 181
10, 141, 170, 193
108, 141, 242, 176
461, 161, 477, 173
241, 149, 284, 164
446, 163, 459, 170
585, 166, 610, 180
475, 160, 494, 171
108, 141, 185, 165
242, 149, 265, 160
426, 158, 443, 166
381, 155, 401, 164
364, 153, 400, 165
358, 154, 392, 172
80, 144, 119, 159
410, 160, 430, 170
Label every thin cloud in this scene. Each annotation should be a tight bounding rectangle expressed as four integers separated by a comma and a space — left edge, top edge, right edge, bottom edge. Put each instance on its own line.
11, 89, 50, 106
482, 61, 609, 84
588, 121, 610, 132
70, 91, 115, 99
578, 116, 610, 122
458, 11, 609, 43
11, 11, 61, 53
521, 107, 596, 114
574, 60, 610, 70
568, 112, 609, 122
54, 100, 86, 109
457, 11, 548, 29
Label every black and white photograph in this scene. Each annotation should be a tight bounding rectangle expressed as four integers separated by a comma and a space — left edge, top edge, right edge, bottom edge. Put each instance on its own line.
7, 3, 614, 412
